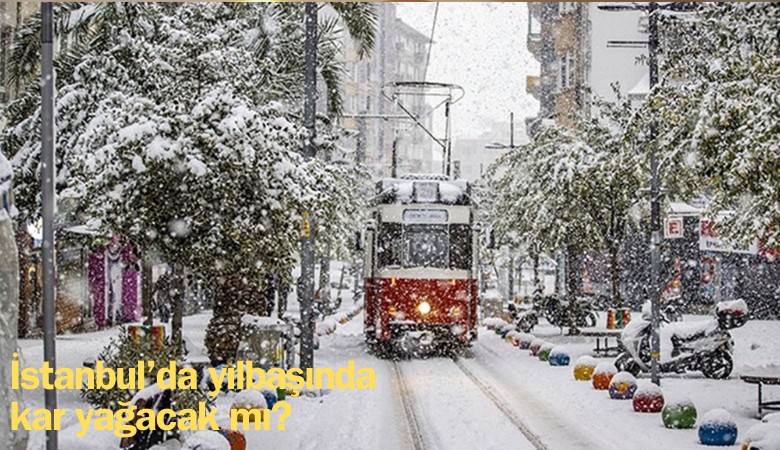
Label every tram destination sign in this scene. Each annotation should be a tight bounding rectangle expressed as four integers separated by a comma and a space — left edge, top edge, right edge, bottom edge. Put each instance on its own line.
403, 209, 448, 224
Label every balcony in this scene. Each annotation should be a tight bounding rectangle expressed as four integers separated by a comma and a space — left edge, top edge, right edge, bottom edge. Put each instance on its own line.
527, 32, 541, 59
526, 75, 540, 100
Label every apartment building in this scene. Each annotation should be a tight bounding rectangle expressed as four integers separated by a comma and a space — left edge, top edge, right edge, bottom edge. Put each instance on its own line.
340, 3, 433, 177
525, 2, 646, 134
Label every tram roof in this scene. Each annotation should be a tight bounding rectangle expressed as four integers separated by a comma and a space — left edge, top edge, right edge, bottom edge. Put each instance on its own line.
374, 177, 472, 206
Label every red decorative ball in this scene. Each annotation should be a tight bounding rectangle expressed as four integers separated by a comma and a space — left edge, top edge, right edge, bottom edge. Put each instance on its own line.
633, 389, 665, 413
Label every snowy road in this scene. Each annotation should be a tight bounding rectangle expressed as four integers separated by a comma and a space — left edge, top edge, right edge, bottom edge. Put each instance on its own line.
392, 356, 539, 450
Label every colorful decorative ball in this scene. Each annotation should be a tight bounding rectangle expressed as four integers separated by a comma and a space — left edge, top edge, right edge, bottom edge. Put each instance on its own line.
698, 409, 738, 446
548, 347, 570, 366
500, 324, 515, 338
184, 430, 232, 450
592, 362, 617, 390
218, 429, 247, 450
609, 371, 638, 399
261, 389, 278, 410
741, 423, 780, 450
662, 398, 697, 429
231, 390, 268, 424
483, 318, 507, 331
633, 381, 665, 413
573, 356, 598, 381
505, 330, 521, 346
516, 333, 535, 350
529, 339, 546, 356
538, 343, 555, 362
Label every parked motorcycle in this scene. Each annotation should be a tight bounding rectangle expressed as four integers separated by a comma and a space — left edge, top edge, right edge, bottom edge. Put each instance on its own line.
539, 295, 598, 329
508, 303, 539, 333
615, 299, 748, 379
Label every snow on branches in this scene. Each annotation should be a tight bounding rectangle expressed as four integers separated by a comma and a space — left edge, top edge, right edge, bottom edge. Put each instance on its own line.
652, 2, 780, 248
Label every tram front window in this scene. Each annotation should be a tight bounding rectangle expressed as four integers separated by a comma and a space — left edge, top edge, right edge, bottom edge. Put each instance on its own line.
404, 225, 448, 268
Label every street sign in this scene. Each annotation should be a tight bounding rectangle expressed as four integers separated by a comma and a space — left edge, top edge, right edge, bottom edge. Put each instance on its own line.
664, 217, 684, 239
699, 219, 759, 254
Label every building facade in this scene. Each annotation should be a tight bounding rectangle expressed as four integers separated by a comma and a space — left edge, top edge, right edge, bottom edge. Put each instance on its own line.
339, 3, 433, 178
525, 2, 646, 134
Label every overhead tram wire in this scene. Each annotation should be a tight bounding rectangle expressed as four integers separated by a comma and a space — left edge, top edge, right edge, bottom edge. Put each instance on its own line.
423, 2, 439, 82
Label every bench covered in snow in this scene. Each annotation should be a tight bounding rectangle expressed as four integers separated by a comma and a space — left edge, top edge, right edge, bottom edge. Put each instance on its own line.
578, 328, 624, 357
741, 368, 780, 416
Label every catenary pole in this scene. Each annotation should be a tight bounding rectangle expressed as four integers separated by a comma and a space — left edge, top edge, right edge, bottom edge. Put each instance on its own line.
41, 3, 58, 449
647, 1, 661, 387
299, 1, 318, 371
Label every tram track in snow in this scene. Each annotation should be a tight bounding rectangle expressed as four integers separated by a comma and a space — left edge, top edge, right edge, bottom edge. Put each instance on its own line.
451, 353, 550, 450
391, 352, 547, 450
391, 360, 429, 450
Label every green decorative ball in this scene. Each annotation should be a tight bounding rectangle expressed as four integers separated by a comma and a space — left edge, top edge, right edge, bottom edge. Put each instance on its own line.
662, 400, 697, 429
538, 346, 552, 362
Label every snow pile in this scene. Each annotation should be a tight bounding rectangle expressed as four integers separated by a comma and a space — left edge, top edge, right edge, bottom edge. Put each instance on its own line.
716, 299, 748, 314
593, 362, 617, 375
482, 288, 502, 301
699, 408, 736, 427
516, 333, 535, 344
540, 342, 555, 352
182, 431, 230, 450
665, 395, 695, 409
610, 371, 637, 386
150, 440, 183, 450
574, 355, 597, 367
316, 318, 338, 336
743, 423, 780, 450
483, 317, 508, 330
634, 380, 663, 397
232, 389, 267, 409
377, 178, 469, 204
550, 346, 568, 357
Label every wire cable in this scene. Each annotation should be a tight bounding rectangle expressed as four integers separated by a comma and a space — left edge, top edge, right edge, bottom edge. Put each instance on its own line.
422, 2, 439, 82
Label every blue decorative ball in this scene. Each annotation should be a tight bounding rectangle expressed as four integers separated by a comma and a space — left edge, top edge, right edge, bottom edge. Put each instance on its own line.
261, 389, 278, 410
698, 409, 737, 446
548, 347, 570, 366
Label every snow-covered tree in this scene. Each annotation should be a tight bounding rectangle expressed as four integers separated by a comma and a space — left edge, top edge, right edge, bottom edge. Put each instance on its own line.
650, 2, 780, 248
3, 2, 376, 361
0, 153, 27, 450
485, 91, 647, 310
484, 122, 600, 322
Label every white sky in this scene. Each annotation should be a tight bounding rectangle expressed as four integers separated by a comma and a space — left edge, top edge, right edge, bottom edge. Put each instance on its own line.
396, 3, 540, 141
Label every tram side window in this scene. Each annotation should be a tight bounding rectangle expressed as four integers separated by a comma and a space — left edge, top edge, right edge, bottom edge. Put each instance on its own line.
378, 223, 403, 268
449, 224, 472, 270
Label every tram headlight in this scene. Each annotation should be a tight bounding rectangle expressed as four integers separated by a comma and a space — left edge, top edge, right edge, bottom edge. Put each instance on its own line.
449, 306, 462, 318
417, 301, 431, 315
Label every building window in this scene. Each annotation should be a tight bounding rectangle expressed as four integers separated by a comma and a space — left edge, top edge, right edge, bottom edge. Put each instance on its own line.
558, 50, 575, 90
560, 2, 577, 14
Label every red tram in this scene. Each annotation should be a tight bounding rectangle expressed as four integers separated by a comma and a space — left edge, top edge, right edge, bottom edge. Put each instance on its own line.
363, 176, 479, 353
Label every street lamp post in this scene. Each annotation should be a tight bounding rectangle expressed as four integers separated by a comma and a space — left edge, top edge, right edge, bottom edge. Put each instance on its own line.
299, 2, 317, 371
597, 1, 695, 386
41, 3, 58, 449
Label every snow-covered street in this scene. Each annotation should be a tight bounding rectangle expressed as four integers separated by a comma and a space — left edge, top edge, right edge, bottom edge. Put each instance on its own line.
16, 301, 780, 449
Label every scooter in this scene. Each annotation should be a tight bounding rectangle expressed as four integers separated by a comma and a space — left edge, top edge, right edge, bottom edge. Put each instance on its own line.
615, 299, 748, 379
507, 303, 539, 333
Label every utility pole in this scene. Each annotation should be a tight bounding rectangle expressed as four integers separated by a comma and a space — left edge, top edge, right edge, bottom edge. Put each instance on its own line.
598, 1, 695, 386
41, 3, 58, 449
299, 2, 317, 371
647, 0, 662, 389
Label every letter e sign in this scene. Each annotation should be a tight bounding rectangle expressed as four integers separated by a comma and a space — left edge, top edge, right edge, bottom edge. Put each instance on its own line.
665, 217, 684, 239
